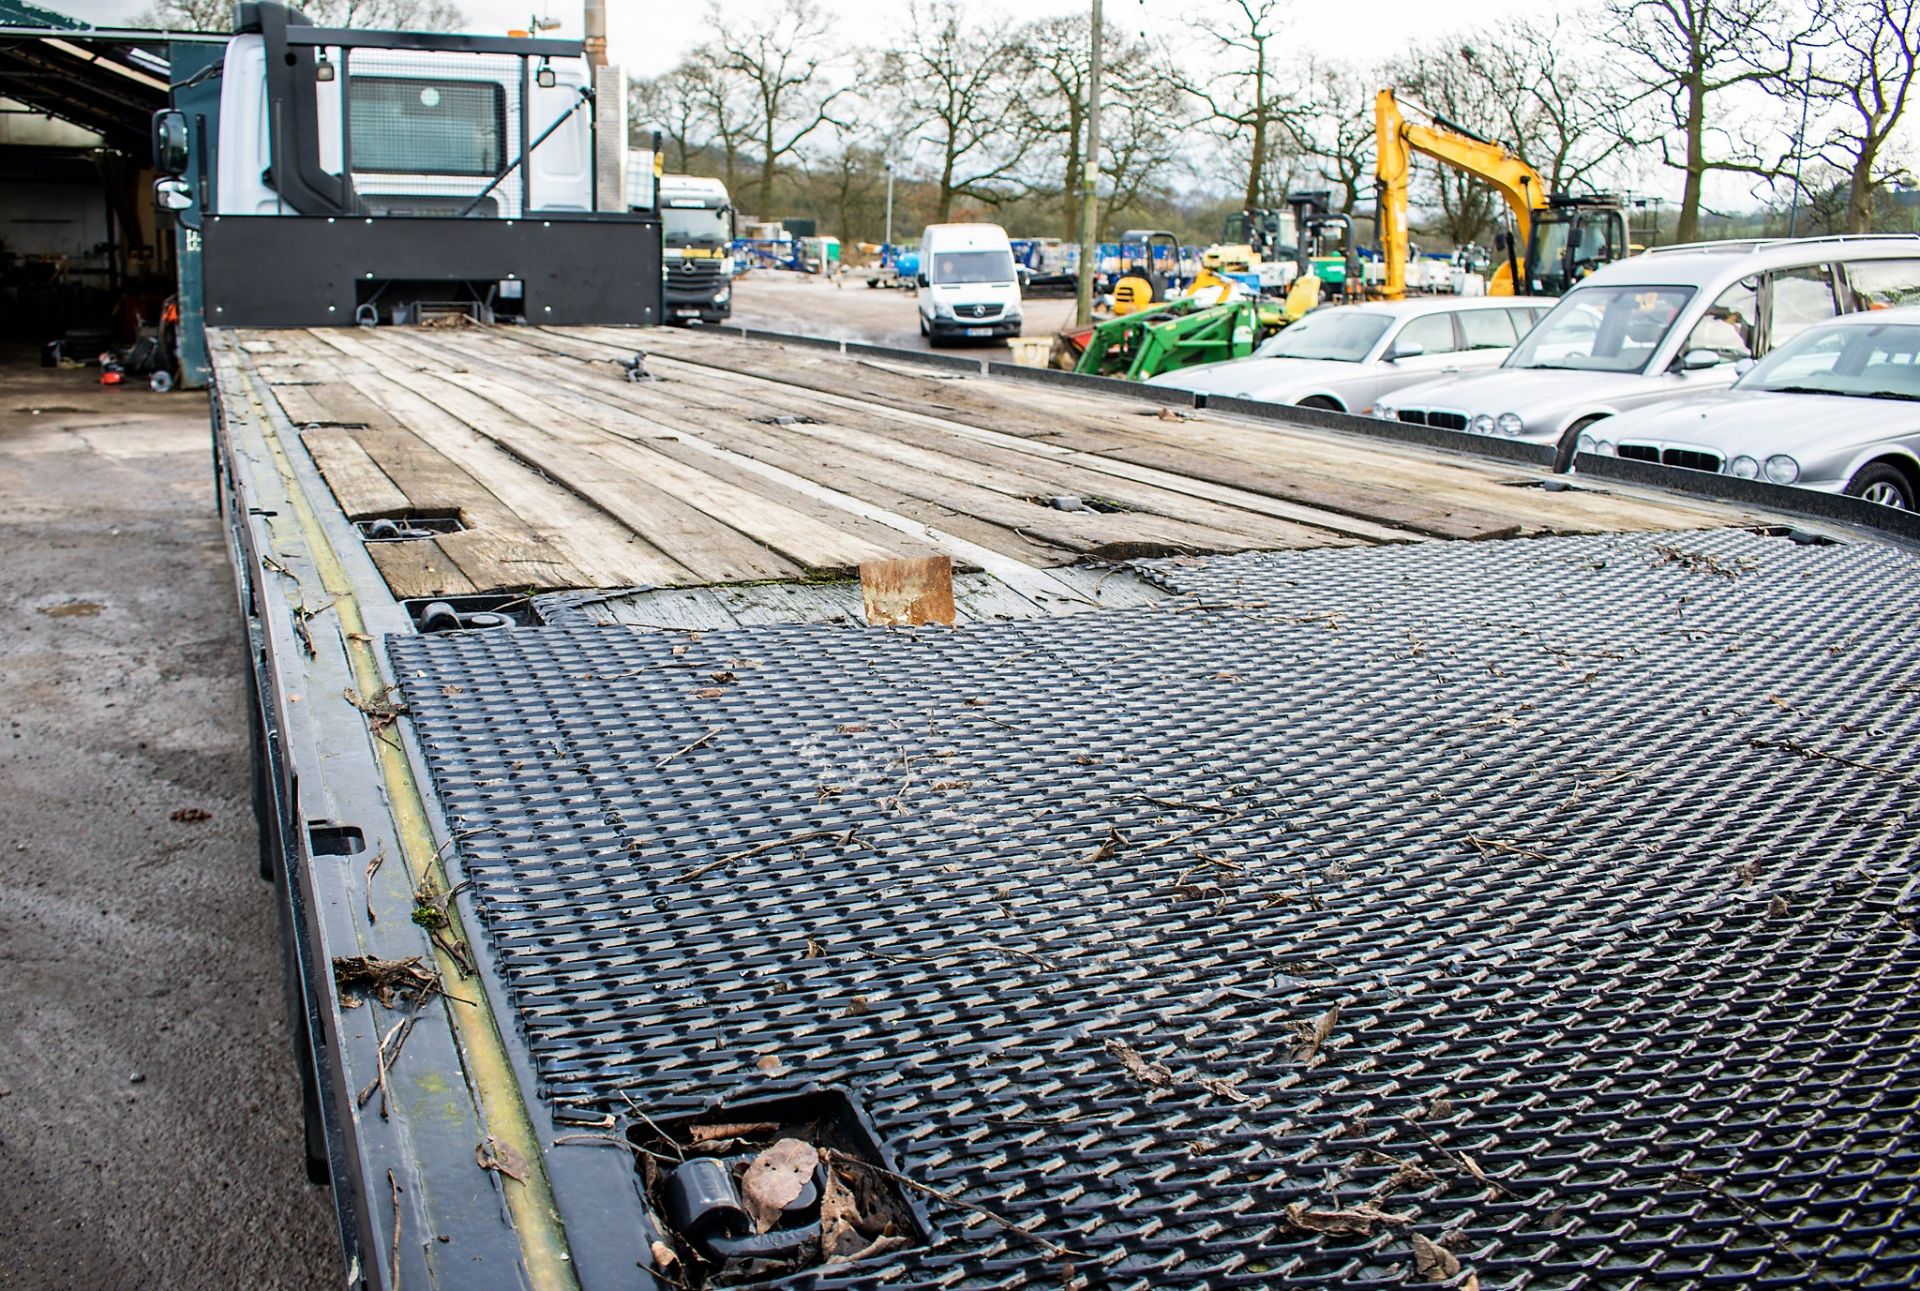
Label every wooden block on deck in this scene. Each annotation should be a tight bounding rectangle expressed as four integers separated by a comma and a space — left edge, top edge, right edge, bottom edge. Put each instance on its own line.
861, 556, 956, 626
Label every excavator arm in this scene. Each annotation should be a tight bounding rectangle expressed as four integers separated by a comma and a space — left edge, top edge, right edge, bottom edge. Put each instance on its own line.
1375, 88, 1548, 299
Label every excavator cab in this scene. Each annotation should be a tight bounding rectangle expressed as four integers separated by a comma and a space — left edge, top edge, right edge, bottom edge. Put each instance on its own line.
1525, 196, 1628, 296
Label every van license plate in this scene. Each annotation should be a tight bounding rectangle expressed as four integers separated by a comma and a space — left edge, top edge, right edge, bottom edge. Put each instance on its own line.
965, 327, 992, 337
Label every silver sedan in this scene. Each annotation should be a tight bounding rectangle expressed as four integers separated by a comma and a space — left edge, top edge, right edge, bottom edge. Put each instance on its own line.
1145, 297, 1552, 414
1582, 306, 1920, 508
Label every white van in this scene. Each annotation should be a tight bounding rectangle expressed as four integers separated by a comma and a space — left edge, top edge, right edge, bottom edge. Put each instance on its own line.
917, 223, 1023, 345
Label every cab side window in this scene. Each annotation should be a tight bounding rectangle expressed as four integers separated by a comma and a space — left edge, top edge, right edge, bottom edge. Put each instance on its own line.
1767, 264, 1840, 349
1843, 258, 1920, 309
1681, 276, 1757, 361
1458, 309, 1520, 350
1392, 312, 1459, 356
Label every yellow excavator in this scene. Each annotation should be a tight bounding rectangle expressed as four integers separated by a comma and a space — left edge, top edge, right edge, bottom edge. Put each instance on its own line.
1375, 88, 1627, 299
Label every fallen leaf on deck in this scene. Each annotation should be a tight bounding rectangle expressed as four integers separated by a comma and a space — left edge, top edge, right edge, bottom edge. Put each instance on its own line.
1105, 1038, 1173, 1087
1292, 1004, 1341, 1063
475, 1135, 528, 1184
740, 1138, 819, 1234
820, 1167, 866, 1259
756, 1054, 786, 1076
169, 807, 212, 824
1411, 1232, 1461, 1281
691, 687, 728, 700
1282, 1200, 1412, 1236
650, 1240, 678, 1269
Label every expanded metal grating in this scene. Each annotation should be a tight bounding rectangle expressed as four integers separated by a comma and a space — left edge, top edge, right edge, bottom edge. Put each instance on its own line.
387, 528, 1920, 1288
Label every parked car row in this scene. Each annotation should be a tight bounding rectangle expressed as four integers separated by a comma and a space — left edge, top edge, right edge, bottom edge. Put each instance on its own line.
1151, 234, 1920, 510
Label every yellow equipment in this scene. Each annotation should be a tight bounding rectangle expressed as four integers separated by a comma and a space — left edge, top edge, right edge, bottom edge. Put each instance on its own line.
1374, 88, 1626, 300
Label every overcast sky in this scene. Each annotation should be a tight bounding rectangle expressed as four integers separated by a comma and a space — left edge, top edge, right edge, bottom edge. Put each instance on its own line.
54, 0, 1538, 77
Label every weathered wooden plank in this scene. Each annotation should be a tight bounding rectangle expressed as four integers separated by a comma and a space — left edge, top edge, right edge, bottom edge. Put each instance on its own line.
861, 556, 957, 626
365, 539, 478, 599
301, 428, 410, 518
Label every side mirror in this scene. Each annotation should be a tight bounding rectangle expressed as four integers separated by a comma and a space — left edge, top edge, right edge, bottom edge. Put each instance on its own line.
916, 273, 929, 288
1677, 348, 1723, 371
153, 177, 193, 213
152, 109, 189, 177
1387, 340, 1425, 361
1733, 357, 1757, 375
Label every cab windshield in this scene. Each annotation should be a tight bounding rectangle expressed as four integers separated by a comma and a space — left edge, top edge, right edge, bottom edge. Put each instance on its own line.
930, 250, 1015, 285
1253, 310, 1392, 362
1738, 321, 1920, 401
1506, 286, 1694, 374
662, 206, 731, 246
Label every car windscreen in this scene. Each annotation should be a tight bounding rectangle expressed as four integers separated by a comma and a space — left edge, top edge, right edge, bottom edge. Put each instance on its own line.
1737, 321, 1920, 401
929, 250, 1015, 285
662, 206, 731, 245
1505, 286, 1694, 374
1253, 310, 1392, 361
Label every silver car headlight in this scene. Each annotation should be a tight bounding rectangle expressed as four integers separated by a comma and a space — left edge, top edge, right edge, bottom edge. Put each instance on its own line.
1576, 432, 1598, 455
1496, 412, 1524, 437
1374, 404, 1397, 421
934, 302, 955, 319
1728, 455, 1760, 480
1593, 439, 1616, 457
1764, 454, 1800, 484
1471, 413, 1495, 435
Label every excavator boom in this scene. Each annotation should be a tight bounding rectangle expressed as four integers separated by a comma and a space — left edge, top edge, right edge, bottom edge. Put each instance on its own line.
1375, 88, 1548, 299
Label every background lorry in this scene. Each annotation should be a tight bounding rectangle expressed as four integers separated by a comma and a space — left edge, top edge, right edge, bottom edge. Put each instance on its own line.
650, 171, 735, 324
152, 1, 658, 385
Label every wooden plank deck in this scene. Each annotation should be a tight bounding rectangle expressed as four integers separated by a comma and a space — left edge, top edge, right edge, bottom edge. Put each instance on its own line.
223, 324, 1759, 603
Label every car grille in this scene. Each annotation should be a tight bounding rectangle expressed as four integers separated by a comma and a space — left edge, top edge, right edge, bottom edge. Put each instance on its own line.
1397, 410, 1470, 432
954, 304, 1001, 320
1618, 444, 1725, 474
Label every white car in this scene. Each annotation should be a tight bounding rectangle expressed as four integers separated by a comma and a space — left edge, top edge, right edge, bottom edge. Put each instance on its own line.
1376, 234, 1920, 463
1581, 306, 1920, 509
1145, 297, 1554, 414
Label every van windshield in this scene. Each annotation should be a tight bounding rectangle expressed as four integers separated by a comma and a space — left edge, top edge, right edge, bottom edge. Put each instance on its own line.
930, 250, 1015, 285
1506, 285, 1694, 374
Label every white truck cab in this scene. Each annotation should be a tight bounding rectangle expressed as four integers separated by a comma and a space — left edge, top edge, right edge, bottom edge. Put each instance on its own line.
917, 223, 1022, 345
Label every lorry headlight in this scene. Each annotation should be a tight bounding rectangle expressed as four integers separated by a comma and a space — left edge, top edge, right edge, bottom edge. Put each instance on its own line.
1764, 454, 1800, 484
1471, 413, 1495, 435
1728, 455, 1760, 479
714, 287, 730, 304
1496, 412, 1524, 437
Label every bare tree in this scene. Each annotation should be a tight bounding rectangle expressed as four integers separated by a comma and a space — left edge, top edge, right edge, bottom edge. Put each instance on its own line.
1802, 0, 1920, 230
1460, 20, 1640, 193
1178, 0, 1305, 211
1295, 62, 1374, 215
711, 0, 852, 213
882, 2, 1033, 221
1602, 0, 1808, 240
143, 0, 463, 27
1014, 16, 1190, 239
1386, 48, 1506, 244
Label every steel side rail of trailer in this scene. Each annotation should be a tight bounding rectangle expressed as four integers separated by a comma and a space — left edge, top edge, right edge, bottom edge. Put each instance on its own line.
208, 322, 1920, 1291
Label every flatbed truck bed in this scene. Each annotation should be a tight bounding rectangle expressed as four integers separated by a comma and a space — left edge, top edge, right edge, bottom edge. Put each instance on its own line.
210, 324, 1920, 1289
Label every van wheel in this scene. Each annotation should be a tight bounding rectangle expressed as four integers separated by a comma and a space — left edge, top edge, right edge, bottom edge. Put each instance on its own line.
1845, 461, 1915, 509
1553, 415, 1607, 474
1296, 396, 1342, 412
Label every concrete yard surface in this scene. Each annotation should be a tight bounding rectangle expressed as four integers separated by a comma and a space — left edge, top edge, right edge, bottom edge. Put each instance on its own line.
727, 266, 1082, 350
0, 354, 335, 1289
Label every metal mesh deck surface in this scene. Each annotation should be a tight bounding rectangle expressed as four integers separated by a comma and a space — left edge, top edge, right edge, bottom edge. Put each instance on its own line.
388, 528, 1920, 1288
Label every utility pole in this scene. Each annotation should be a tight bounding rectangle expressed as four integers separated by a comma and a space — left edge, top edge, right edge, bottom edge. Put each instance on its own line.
1074, 0, 1103, 328
884, 161, 895, 248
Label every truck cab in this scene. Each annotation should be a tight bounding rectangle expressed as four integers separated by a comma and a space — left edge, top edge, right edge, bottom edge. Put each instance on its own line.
653, 173, 734, 324
916, 222, 1022, 344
